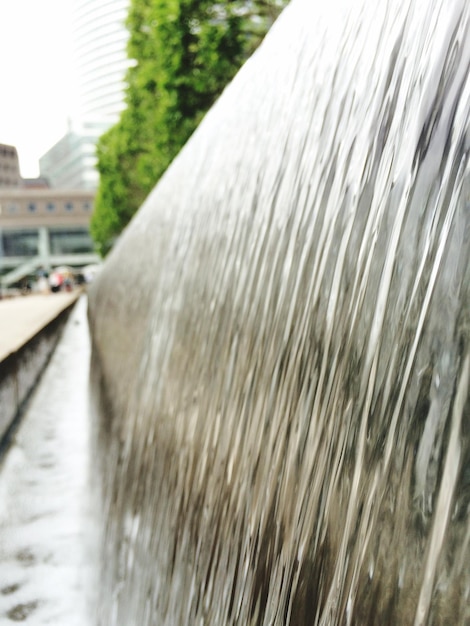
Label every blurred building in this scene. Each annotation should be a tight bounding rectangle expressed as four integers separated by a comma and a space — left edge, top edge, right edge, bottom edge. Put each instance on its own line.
21, 177, 50, 190
72, 0, 131, 125
0, 144, 21, 188
1, 143, 50, 189
40, 0, 131, 189
39, 132, 98, 190
0, 187, 99, 285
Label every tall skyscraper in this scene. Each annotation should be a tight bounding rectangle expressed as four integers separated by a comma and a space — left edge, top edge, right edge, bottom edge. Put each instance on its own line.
40, 0, 131, 189
72, 0, 131, 129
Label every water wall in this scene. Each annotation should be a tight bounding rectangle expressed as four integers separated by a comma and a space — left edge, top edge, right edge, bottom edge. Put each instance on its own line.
88, 0, 470, 623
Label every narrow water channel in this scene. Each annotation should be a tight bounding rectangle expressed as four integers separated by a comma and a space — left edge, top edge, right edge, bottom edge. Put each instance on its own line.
0, 296, 98, 625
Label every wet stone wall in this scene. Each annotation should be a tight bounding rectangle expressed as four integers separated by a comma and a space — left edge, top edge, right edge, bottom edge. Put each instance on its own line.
88, 0, 470, 624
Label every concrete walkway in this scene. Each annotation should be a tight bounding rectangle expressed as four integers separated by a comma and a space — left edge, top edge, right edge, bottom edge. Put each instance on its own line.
0, 292, 82, 362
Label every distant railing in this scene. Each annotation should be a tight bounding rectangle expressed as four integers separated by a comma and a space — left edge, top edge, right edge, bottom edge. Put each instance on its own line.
1, 257, 43, 289
0, 253, 100, 288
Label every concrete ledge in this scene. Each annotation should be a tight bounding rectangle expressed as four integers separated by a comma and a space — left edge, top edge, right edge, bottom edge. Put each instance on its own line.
0, 292, 82, 445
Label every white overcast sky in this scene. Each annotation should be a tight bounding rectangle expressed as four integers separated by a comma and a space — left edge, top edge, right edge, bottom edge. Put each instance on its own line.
0, 0, 74, 177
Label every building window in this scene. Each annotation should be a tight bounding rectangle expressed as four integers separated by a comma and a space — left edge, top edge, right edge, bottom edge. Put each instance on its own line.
47, 202, 55, 211
82, 201, 92, 211
1, 229, 39, 257
65, 202, 74, 211
49, 228, 94, 255
28, 202, 37, 212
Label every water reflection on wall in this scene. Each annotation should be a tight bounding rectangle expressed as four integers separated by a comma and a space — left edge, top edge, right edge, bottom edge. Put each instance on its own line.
88, 0, 470, 623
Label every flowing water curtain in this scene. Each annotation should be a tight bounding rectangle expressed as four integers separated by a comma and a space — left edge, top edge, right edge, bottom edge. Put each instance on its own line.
88, 0, 470, 624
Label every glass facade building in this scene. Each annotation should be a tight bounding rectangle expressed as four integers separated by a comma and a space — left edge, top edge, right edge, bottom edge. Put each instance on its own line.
40, 0, 131, 189
72, 0, 131, 125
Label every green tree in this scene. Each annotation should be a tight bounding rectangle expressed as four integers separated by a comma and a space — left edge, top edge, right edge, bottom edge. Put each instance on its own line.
91, 0, 288, 255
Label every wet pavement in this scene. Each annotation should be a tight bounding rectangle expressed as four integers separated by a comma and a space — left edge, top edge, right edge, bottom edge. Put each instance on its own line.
0, 296, 98, 625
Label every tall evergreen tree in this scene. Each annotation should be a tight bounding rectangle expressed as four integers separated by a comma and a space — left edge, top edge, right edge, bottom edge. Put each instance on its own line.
91, 0, 288, 255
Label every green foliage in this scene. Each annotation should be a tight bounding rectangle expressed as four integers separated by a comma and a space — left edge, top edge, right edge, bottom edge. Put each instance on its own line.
91, 0, 289, 255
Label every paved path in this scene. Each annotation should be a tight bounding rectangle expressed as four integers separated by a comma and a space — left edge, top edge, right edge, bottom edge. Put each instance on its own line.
0, 296, 99, 625
0, 292, 82, 362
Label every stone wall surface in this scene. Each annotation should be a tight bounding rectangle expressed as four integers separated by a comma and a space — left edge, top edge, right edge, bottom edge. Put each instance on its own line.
0, 293, 80, 444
